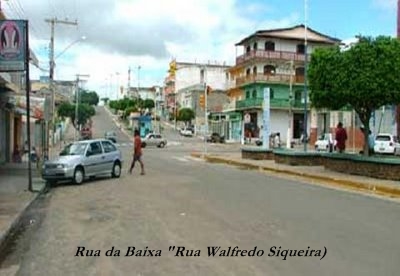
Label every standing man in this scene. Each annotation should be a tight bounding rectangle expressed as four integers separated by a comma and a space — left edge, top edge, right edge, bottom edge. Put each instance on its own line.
129, 129, 145, 175
335, 122, 348, 153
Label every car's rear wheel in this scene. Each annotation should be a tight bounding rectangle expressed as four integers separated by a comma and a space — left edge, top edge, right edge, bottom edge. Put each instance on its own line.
159, 142, 165, 148
112, 161, 121, 178
73, 167, 84, 185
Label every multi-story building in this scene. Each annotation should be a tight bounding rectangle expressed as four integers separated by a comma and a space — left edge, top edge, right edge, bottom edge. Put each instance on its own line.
164, 60, 231, 124
224, 24, 340, 144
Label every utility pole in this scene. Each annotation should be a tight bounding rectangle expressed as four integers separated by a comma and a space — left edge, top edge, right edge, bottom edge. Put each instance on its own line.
287, 60, 294, 149
45, 17, 78, 157
74, 74, 90, 141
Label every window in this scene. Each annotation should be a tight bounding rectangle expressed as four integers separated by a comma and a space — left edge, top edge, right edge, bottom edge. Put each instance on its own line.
200, 69, 205, 83
246, 91, 250, 98
270, 88, 274, 99
102, 141, 117, 153
246, 45, 251, 53
155, 134, 162, 139
253, 66, 257, 75
263, 65, 275, 75
265, 41, 275, 51
89, 142, 103, 155
246, 68, 251, 76
253, 42, 258, 50
297, 44, 305, 54
252, 90, 257, 98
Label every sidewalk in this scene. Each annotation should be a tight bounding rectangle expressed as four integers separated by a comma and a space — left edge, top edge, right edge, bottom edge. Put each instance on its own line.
191, 151, 400, 199
0, 120, 76, 251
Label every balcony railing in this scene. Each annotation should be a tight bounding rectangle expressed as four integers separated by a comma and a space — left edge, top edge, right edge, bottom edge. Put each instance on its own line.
235, 98, 309, 110
236, 49, 310, 65
236, 73, 305, 86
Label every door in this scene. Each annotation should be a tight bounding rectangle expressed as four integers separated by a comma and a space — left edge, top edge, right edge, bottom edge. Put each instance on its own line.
101, 140, 118, 172
85, 141, 104, 176
146, 134, 156, 146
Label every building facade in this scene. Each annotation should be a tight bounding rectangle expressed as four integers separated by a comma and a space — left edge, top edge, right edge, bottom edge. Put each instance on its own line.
224, 25, 341, 144
164, 60, 230, 125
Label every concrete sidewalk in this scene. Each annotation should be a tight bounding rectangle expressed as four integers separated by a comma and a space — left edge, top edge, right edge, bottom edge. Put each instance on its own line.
191, 151, 400, 199
0, 120, 75, 251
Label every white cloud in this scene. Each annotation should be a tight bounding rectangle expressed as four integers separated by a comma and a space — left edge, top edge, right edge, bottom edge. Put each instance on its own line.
2, 0, 298, 97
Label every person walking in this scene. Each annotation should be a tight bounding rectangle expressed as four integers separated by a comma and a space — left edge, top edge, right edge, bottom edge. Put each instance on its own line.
335, 122, 347, 153
129, 129, 145, 175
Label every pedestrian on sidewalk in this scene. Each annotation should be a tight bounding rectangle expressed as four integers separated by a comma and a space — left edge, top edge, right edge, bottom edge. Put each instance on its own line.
129, 129, 145, 175
335, 122, 347, 153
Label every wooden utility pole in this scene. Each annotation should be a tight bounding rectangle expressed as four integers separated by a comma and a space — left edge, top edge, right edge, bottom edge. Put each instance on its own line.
44, 17, 78, 158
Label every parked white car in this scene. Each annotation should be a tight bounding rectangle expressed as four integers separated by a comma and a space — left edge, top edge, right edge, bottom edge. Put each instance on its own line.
42, 139, 123, 185
314, 133, 336, 152
374, 133, 399, 155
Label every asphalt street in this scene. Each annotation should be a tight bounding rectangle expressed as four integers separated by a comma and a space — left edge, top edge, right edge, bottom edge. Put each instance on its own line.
0, 106, 400, 276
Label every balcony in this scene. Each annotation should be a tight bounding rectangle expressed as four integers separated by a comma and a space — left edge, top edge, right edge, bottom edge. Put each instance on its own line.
236, 73, 305, 87
236, 98, 263, 110
236, 49, 310, 66
235, 98, 309, 110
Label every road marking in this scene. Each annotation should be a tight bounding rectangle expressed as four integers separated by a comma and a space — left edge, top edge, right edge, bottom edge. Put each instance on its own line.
171, 156, 189, 162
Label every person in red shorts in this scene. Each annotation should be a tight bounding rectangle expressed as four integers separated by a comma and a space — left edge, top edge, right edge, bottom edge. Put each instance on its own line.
129, 129, 145, 175
335, 122, 347, 153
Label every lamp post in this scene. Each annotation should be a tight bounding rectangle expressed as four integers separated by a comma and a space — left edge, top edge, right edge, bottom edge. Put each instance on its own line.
138, 65, 141, 99
286, 60, 294, 149
303, 0, 309, 152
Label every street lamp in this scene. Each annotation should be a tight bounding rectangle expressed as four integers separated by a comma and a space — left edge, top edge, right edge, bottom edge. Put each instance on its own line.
54, 36, 86, 61
303, 0, 309, 152
285, 60, 294, 149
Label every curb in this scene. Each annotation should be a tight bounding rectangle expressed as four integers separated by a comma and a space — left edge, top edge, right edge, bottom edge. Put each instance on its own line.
0, 186, 46, 254
190, 152, 400, 198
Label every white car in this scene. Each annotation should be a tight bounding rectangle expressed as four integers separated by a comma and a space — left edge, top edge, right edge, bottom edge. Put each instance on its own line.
141, 133, 167, 148
180, 127, 194, 137
314, 133, 336, 152
374, 133, 399, 155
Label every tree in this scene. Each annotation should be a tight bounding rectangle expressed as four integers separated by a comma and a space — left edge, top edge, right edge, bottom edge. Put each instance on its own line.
101, 97, 110, 104
78, 90, 99, 106
177, 108, 195, 124
308, 36, 400, 156
143, 99, 155, 109
58, 102, 95, 129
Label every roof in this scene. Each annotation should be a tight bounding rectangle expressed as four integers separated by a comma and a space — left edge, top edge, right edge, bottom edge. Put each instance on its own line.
236, 24, 341, 46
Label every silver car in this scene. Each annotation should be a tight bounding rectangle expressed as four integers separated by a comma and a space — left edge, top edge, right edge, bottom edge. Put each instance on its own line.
42, 139, 123, 185
141, 133, 167, 148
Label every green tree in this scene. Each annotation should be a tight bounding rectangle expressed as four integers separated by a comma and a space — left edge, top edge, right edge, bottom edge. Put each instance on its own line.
58, 102, 95, 129
101, 97, 110, 104
124, 106, 139, 118
308, 36, 400, 155
143, 99, 155, 109
78, 90, 99, 106
177, 108, 195, 124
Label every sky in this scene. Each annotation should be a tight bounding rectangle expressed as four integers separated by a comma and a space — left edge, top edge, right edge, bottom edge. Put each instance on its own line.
0, 0, 397, 99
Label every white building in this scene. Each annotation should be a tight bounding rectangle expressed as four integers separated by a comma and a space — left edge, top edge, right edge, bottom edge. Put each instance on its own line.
173, 61, 231, 110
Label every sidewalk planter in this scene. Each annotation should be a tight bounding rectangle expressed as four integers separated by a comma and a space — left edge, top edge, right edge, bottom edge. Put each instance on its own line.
273, 149, 324, 166
241, 147, 274, 160
323, 153, 400, 181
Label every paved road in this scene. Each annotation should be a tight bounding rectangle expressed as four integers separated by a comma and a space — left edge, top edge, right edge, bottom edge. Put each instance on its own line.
1, 106, 400, 276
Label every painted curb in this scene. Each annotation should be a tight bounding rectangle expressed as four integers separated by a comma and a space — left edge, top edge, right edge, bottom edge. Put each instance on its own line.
190, 152, 400, 198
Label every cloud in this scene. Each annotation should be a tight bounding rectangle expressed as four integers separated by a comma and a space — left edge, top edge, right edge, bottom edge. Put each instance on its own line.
2, 0, 299, 94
